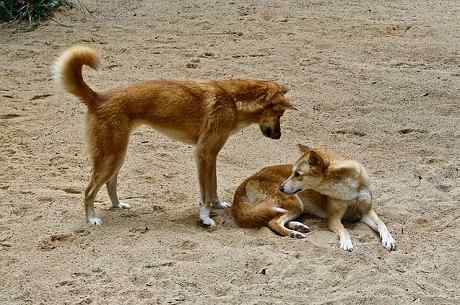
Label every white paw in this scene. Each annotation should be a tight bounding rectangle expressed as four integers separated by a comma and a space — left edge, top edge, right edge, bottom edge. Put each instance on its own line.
199, 206, 216, 227
200, 217, 216, 227
287, 221, 311, 233
290, 231, 307, 239
112, 202, 131, 209
382, 233, 396, 251
214, 200, 231, 209
340, 238, 353, 252
87, 217, 103, 225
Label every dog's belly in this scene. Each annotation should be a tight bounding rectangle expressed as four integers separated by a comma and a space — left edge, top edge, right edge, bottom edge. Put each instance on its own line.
137, 120, 198, 145
153, 125, 197, 144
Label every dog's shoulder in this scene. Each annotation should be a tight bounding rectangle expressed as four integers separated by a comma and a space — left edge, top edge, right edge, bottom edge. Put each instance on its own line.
327, 160, 362, 179
324, 159, 371, 198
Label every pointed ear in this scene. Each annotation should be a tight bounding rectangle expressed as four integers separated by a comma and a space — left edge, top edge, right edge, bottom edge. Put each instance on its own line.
308, 151, 329, 172
285, 102, 298, 111
297, 144, 311, 154
263, 82, 289, 103
263, 84, 279, 103
250, 83, 275, 104
279, 84, 289, 95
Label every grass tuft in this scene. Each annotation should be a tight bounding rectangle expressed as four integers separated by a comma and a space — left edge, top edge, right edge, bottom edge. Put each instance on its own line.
0, 0, 72, 24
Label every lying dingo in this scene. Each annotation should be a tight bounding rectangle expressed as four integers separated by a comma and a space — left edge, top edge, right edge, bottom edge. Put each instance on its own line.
232, 145, 396, 251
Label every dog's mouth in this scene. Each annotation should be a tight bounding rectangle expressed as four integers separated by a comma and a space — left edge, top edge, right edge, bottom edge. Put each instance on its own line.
260, 126, 281, 139
279, 184, 302, 195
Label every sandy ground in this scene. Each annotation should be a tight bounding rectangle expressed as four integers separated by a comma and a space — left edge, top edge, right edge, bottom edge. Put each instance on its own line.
1, 0, 459, 304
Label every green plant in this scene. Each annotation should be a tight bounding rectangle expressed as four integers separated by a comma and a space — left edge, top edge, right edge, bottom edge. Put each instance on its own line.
0, 0, 71, 24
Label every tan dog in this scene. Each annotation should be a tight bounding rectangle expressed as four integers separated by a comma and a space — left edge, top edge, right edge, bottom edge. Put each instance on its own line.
53, 46, 295, 226
232, 145, 396, 251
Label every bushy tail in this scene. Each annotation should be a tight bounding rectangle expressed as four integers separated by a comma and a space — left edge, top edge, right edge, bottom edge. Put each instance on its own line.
231, 183, 287, 228
53, 46, 100, 107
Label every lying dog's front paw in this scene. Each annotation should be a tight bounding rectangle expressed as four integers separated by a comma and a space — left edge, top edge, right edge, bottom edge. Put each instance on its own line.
339, 238, 353, 252
214, 200, 231, 209
87, 217, 103, 225
382, 234, 396, 251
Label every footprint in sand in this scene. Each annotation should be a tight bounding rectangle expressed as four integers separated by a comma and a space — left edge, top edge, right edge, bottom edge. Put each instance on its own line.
38, 229, 90, 251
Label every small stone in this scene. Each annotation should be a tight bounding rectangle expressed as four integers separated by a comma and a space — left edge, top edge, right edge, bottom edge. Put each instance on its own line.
199, 52, 215, 58
91, 267, 103, 273
185, 63, 198, 69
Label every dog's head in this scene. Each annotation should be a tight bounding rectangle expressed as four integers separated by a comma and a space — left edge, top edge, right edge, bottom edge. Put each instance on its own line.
279, 144, 330, 194
254, 82, 296, 139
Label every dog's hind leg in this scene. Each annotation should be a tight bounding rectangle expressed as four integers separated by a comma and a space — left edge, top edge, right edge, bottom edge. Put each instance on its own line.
361, 209, 396, 251
269, 210, 306, 238
85, 154, 126, 225
286, 221, 311, 233
107, 173, 131, 209
84, 119, 129, 225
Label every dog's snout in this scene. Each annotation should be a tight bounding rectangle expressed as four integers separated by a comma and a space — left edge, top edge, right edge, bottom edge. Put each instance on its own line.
271, 130, 281, 139
260, 126, 272, 138
279, 184, 285, 193
261, 126, 281, 139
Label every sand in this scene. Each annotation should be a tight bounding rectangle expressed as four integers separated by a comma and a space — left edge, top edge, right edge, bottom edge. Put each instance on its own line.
0, 0, 459, 304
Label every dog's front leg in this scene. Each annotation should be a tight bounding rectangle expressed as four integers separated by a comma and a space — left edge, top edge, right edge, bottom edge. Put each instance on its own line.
327, 199, 353, 251
195, 151, 217, 226
194, 135, 228, 226
361, 210, 396, 251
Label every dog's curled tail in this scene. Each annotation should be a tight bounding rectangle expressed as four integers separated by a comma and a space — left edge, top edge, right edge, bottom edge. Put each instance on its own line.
53, 46, 100, 107
231, 182, 287, 228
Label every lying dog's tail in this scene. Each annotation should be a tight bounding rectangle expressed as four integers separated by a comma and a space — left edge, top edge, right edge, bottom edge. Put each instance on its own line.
231, 182, 287, 228
53, 46, 100, 108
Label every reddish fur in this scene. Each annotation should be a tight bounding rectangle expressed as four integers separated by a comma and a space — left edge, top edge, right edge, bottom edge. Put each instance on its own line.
54, 46, 100, 107
231, 180, 286, 228
231, 165, 308, 235
53, 46, 295, 225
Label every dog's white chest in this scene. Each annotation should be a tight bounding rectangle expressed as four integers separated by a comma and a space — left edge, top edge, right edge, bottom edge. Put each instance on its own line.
318, 178, 360, 201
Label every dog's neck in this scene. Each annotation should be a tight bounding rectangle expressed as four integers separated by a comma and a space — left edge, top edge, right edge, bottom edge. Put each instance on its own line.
234, 104, 262, 126
212, 80, 269, 127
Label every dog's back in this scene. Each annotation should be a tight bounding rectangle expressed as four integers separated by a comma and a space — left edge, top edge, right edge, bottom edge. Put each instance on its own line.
231, 165, 293, 227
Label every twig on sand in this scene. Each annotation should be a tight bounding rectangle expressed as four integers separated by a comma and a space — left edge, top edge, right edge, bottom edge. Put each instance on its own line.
49, 17, 72, 28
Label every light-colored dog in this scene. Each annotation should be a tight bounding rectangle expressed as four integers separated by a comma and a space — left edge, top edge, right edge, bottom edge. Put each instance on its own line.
53, 46, 295, 226
232, 145, 396, 251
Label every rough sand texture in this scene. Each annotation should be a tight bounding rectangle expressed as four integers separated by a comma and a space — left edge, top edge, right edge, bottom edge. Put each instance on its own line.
1, 1, 459, 304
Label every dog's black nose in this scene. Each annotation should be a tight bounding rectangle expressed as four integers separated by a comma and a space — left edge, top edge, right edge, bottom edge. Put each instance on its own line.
279, 185, 285, 193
